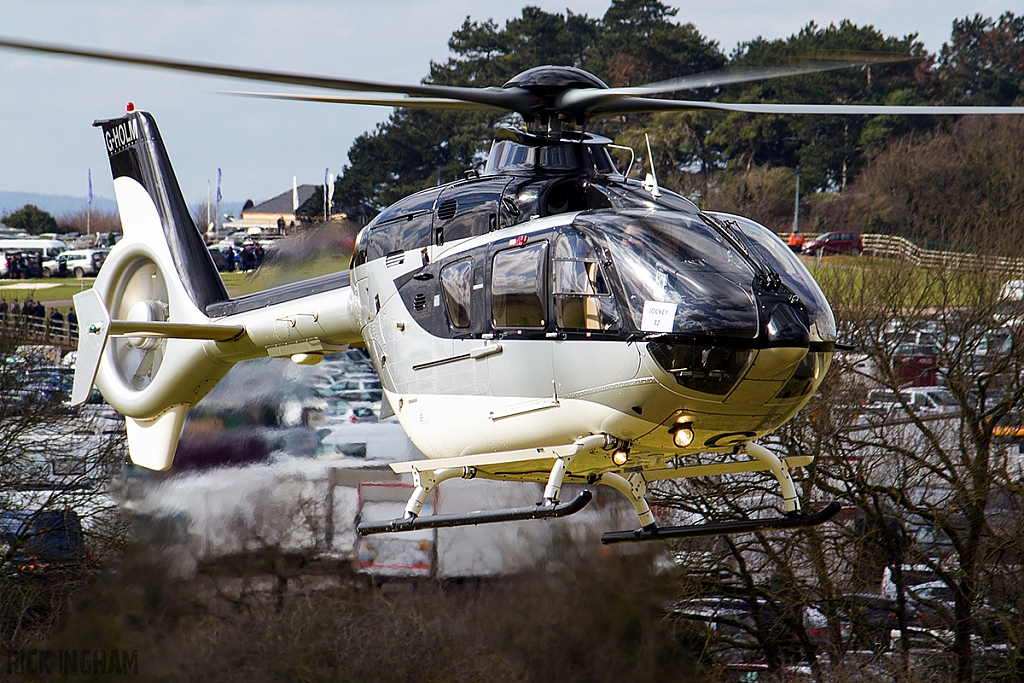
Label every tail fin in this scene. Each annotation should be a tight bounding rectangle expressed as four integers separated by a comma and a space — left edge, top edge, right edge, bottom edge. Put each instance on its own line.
74, 109, 235, 470
95, 109, 228, 310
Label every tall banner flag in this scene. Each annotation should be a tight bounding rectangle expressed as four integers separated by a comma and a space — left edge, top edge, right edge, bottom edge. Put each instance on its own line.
87, 168, 93, 235
324, 167, 332, 220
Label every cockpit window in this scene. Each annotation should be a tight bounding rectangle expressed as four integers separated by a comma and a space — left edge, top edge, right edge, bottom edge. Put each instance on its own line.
552, 230, 620, 331
576, 211, 758, 337
492, 242, 547, 328
441, 259, 473, 329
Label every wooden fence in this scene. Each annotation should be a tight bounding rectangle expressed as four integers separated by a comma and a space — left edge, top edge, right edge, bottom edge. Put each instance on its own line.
0, 310, 78, 353
859, 234, 1024, 276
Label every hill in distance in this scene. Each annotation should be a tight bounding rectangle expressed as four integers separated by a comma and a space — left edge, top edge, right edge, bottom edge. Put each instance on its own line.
0, 191, 118, 217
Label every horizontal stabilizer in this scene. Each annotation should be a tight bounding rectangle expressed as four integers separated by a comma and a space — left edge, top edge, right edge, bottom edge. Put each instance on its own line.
107, 320, 244, 340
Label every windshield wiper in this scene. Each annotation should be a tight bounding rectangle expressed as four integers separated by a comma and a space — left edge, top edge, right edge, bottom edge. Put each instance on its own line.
700, 213, 780, 291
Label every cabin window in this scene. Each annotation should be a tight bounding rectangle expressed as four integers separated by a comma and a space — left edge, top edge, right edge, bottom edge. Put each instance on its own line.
552, 231, 619, 331
364, 225, 393, 262
492, 242, 547, 328
440, 259, 473, 329
435, 179, 508, 243
365, 212, 433, 261
395, 213, 433, 252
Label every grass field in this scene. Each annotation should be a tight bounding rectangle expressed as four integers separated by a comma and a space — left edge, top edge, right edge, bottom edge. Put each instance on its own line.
0, 271, 260, 311
3, 254, 1006, 313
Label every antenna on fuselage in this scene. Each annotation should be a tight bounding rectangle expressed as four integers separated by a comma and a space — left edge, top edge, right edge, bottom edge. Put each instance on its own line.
642, 133, 661, 199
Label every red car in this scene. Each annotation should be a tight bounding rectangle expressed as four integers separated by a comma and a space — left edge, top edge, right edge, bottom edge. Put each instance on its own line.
801, 231, 863, 256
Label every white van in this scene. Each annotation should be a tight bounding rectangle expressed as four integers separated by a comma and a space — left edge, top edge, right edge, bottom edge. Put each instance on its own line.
0, 238, 66, 277
0, 238, 66, 261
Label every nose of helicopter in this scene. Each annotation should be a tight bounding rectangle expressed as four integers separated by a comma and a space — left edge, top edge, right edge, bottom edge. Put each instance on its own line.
644, 298, 814, 403
765, 300, 811, 347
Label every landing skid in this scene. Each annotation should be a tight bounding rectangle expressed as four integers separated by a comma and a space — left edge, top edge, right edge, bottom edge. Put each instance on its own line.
357, 491, 593, 535
600, 501, 843, 544
359, 438, 603, 536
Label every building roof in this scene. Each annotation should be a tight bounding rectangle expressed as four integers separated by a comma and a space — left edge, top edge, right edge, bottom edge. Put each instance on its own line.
244, 184, 319, 217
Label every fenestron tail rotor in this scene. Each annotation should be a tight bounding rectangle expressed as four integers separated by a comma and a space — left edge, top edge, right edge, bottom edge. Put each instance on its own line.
110, 256, 168, 392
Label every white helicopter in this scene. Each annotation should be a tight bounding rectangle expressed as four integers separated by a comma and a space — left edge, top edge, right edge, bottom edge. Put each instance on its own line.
3, 38, 1021, 543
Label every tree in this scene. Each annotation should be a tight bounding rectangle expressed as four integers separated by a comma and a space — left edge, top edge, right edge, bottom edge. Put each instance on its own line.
592, 0, 725, 89
807, 115, 1024, 244
335, 7, 601, 214
1, 204, 58, 235
807, 249, 1024, 681
936, 12, 1024, 106
335, 3, 730, 213
651, 237, 1024, 680
707, 21, 930, 193
0, 329, 128, 647
58, 208, 122, 235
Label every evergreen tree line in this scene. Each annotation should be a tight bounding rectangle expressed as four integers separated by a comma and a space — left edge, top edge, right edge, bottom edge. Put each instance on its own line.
333, 0, 1024, 248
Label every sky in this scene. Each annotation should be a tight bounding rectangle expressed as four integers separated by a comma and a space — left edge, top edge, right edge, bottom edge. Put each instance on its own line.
0, 0, 1020, 211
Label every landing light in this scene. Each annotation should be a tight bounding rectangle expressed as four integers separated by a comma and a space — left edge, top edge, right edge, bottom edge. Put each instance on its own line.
612, 447, 629, 466
670, 422, 695, 449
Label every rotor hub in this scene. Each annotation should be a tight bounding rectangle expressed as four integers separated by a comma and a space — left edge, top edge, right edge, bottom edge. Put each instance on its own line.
503, 66, 609, 95
125, 299, 163, 350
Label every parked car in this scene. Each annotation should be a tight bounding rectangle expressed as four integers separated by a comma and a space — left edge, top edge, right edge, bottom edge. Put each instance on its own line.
669, 596, 801, 654
23, 366, 75, 403
208, 246, 233, 272
864, 386, 958, 420
0, 509, 86, 575
802, 231, 863, 256
891, 342, 941, 387
344, 405, 378, 423
907, 581, 956, 628
840, 593, 921, 650
43, 248, 109, 278
312, 376, 383, 403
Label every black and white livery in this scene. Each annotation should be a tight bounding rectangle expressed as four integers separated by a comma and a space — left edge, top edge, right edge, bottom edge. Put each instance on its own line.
72, 105, 838, 543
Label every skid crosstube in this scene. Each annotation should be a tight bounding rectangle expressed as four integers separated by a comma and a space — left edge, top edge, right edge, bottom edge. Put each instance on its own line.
601, 501, 843, 544
357, 491, 593, 535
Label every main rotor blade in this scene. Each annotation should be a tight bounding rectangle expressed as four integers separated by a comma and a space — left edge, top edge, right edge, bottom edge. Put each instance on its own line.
589, 97, 1024, 117
227, 91, 504, 111
0, 37, 527, 110
558, 52, 918, 114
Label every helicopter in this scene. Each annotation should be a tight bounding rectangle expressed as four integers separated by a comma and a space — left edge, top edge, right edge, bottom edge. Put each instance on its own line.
3, 38, 1023, 544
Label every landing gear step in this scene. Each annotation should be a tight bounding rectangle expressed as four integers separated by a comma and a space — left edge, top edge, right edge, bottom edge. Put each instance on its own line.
600, 501, 843, 544
357, 491, 593, 535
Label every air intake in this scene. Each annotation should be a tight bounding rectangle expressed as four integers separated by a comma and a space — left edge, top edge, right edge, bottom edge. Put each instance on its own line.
437, 199, 458, 221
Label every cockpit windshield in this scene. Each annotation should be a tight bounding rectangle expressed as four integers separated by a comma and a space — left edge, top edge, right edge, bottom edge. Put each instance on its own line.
575, 211, 759, 338
707, 212, 837, 342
